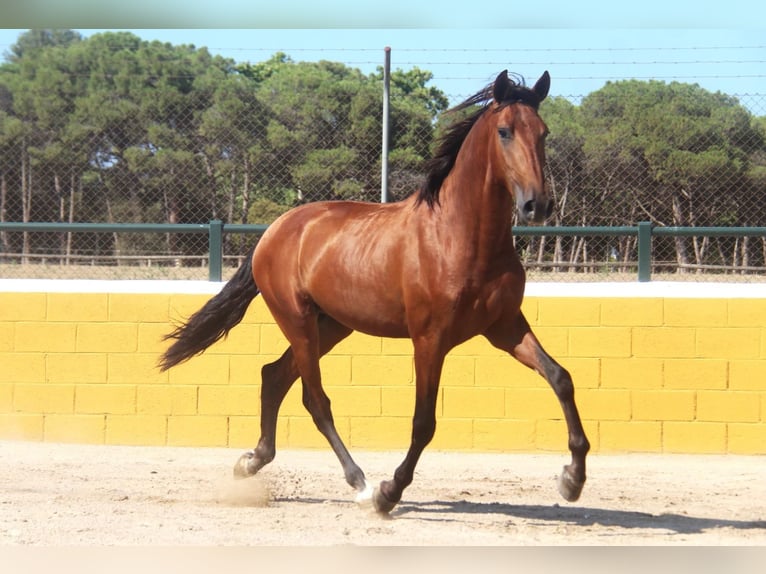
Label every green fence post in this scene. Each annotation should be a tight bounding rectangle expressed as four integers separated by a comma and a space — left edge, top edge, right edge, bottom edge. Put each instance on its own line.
637, 221, 652, 282
208, 219, 223, 281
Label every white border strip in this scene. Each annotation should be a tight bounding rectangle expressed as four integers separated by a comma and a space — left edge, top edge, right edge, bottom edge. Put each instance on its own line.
0, 279, 225, 294
525, 281, 765, 298
0, 279, 764, 298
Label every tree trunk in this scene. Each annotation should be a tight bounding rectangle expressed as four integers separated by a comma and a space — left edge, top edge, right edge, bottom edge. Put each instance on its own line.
0, 173, 7, 253
671, 188, 689, 273
55, 173, 65, 264
241, 155, 251, 225
548, 173, 567, 273
227, 168, 236, 224
692, 236, 702, 268
569, 236, 584, 274
553, 236, 564, 273
619, 236, 633, 274
104, 192, 119, 262
536, 234, 547, 267
163, 174, 180, 256
740, 236, 749, 274
715, 239, 727, 273
66, 173, 76, 265
21, 147, 32, 264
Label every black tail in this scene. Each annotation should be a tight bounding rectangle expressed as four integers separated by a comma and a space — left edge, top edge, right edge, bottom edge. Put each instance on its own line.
158, 248, 260, 371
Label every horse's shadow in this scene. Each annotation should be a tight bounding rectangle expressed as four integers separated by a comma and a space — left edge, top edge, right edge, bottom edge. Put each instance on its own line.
391, 499, 766, 535
272, 496, 765, 535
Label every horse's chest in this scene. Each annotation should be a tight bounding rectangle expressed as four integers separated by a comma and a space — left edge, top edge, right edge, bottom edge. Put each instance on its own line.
449, 271, 519, 321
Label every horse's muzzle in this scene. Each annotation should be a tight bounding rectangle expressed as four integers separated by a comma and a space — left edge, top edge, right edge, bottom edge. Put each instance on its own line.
520, 198, 554, 225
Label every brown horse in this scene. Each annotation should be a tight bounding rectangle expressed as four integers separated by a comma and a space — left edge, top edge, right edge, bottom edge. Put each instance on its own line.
159, 70, 589, 514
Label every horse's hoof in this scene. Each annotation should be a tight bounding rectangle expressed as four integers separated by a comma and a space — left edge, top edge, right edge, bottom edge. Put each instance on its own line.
372, 486, 398, 514
232, 451, 256, 479
557, 465, 585, 502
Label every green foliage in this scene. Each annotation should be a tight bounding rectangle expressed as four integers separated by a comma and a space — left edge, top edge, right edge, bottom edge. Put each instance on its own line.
235, 52, 293, 83
246, 198, 291, 224
4, 29, 82, 62
576, 80, 763, 227
290, 146, 361, 201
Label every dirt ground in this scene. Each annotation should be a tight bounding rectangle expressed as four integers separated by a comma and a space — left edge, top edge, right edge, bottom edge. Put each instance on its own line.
1, 440, 765, 546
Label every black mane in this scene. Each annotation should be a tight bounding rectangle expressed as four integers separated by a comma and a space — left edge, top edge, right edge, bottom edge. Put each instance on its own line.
416, 73, 542, 209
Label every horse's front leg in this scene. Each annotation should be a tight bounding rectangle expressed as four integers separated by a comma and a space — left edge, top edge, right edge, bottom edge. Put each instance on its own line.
485, 312, 590, 502
370, 339, 446, 514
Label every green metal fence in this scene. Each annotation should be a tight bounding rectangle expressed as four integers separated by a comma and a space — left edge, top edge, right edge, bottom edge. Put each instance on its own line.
516, 222, 766, 282
1, 221, 765, 282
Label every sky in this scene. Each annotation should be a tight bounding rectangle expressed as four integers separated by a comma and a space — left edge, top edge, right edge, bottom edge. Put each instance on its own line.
0, 1, 764, 107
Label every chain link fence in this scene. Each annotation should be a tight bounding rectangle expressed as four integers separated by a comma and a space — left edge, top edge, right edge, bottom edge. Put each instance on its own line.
1, 37, 765, 281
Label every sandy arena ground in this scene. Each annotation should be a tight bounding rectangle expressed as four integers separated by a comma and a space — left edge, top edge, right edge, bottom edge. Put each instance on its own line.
0, 440, 765, 546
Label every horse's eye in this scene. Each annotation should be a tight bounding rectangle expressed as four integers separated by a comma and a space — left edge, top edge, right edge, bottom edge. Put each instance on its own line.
498, 127, 512, 141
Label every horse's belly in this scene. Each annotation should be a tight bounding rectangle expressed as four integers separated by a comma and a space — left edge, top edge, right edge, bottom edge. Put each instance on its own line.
318, 297, 410, 339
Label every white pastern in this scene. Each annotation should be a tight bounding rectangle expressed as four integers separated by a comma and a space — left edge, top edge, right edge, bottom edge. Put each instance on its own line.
354, 482, 374, 505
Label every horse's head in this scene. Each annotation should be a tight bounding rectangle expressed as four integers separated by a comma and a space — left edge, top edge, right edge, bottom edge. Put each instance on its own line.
491, 70, 552, 225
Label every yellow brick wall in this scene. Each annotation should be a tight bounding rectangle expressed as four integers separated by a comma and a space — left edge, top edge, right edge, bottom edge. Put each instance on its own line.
1, 284, 765, 454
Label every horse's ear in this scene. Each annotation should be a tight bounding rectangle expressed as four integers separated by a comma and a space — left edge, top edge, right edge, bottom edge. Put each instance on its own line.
533, 71, 550, 102
493, 70, 510, 103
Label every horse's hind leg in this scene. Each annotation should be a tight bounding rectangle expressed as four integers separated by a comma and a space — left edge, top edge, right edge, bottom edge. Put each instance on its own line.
292, 318, 369, 495
485, 312, 590, 502
234, 315, 365, 493
233, 347, 298, 478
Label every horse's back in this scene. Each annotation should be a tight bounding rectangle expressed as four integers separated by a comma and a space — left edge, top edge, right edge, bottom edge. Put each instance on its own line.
252, 199, 415, 337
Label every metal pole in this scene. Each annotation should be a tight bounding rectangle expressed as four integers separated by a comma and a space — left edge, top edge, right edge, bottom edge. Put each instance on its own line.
208, 219, 223, 282
637, 221, 653, 282
381, 46, 391, 203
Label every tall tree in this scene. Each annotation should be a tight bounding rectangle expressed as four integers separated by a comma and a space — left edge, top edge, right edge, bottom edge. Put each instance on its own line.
383, 67, 449, 200
4, 29, 82, 62
579, 80, 763, 269
249, 58, 448, 207
538, 96, 593, 269
0, 34, 83, 258
198, 72, 270, 227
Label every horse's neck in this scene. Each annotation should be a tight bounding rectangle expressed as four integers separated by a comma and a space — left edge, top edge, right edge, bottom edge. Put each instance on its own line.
438, 136, 515, 245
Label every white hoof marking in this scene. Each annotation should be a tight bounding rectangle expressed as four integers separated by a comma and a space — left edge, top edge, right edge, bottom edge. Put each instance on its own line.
355, 482, 374, 505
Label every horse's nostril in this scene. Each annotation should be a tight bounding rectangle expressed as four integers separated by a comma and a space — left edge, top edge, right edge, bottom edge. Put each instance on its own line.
520, 198, 552, 223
